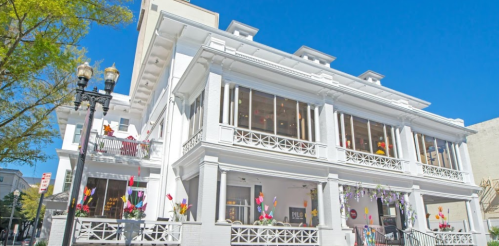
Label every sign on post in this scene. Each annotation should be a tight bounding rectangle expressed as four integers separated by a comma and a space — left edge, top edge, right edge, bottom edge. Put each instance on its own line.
38, 173, 52, 194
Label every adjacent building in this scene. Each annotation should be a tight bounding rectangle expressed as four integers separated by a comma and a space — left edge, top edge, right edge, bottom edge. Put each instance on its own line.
45, 1, 487, 245
0, 168, 30, 199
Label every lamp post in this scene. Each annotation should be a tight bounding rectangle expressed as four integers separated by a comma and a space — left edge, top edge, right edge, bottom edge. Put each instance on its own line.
3, 190, 20, 246
61, 62, 119, 246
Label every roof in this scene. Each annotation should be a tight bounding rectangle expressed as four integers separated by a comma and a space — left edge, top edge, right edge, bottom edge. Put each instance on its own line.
44, 191, 69, 203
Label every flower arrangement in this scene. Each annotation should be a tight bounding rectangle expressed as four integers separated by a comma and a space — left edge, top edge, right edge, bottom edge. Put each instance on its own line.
435, 206, 453, 231
363, 225, 376, 246
76, 186, 95, 217
254, 192, 277, 226
364, 207, 373, 225
166, 193, 192, 222
122, 168, 147, 219
103, 124, 114, 136
140, 139, 150, 158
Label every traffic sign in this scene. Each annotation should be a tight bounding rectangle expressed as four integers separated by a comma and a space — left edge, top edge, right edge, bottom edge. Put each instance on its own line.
38, 173, 52, 194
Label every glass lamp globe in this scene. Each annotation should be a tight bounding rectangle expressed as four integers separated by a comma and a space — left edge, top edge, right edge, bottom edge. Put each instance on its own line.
77, 62, 93, 80
104, 63, 120, 83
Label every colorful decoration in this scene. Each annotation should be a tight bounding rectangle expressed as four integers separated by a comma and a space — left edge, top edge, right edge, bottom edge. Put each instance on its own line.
103, 124, 114, 136
166, 193, 192, 222
437, 206, 453, 231
254, 192, 277, 226
363, 226, 376, 246
75, 186, 95, 217
124, 167, 147, 219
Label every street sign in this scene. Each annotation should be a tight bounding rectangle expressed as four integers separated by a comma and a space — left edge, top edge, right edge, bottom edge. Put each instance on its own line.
13, 224, 18, 234
38, 173, 52, 194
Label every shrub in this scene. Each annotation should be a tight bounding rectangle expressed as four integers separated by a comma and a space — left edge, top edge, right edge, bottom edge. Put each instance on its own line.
490, 226, 499, 240
488, 241, 499, 246
35, 240, 47, 246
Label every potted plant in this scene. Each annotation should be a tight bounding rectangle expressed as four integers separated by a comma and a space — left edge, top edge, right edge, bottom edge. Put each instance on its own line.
97, 141, 107, 153
103, 124, 114, 136
435, 206, 454, 232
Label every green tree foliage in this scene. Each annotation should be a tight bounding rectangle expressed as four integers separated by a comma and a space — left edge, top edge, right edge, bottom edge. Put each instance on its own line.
22, 184, 53, 222
0, 0, 133, 166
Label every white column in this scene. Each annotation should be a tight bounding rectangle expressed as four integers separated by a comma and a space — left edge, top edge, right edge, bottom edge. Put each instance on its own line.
404, 193, 412, 229
339, 185, 347, 228
395, 127, 403, 159
218, 170, 227, 222
314, 105, 321, 142
333, 110, 340, 146
466, 200, 476, 232
454, 143, 464, 171
234, 85, 239, 127
222, 82, 231, 124
307, 104, 312, 141
317, 182, 325, 226
408, 185, 429, 231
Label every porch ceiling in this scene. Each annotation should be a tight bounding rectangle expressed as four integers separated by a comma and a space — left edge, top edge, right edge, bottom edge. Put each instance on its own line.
423, 194, 468, 205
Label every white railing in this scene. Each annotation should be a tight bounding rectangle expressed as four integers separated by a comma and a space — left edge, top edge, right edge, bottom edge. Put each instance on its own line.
433, 232, 475, 245
92, 135, 152, 159
73, 218, 181, 245
183, 129, 203, 154
343, 149, 403, 171
233, 128, 317, 157
422, 164, 464, 182
230, 225, 319, 245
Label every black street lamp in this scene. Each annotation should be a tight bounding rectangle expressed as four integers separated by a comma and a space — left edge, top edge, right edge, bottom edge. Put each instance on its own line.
3, 190, 20, 246
61, 62, 119, 246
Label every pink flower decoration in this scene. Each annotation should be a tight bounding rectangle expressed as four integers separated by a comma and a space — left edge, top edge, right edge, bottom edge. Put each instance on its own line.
265, 205, 269, 212
259, 196, 263, 203
255, 198, 261, 205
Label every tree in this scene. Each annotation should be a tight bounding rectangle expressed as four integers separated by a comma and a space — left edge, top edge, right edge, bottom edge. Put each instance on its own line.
0, 0, 133, 166
0, 191, 25, 238
22, 185, 54, 223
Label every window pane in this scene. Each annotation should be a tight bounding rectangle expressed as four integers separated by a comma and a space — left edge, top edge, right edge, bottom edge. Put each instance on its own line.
189, 102, 195, 138
198, 91, 204, 129
276, 97, 297, 138
436, 139, 451, 169
63, 170, 73, 192
251, 90, 274, 134
344, 114, 353, 149
220, 85, 224, 123
370, 121, 384, 155
194, 95, 201, 134
416, 134, 427, 164
226, 186, 251, 224
386, 126, 396, 158
424, 136, 438, 166
73, 124, 83, 143
238, 87, 250, 129
86, 178, 108, 217
352, 116, 370, 153
103, 180, 127, 219
298, 103, 309, 140
119, 118, 129, 132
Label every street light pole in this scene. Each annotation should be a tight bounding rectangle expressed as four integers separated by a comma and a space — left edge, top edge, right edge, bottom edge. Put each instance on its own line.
3, 190, 20, 246
61, 62, 119, 246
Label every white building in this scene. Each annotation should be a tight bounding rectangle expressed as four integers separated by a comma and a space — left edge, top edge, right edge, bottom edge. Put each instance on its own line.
45, 1, 487, 245
0, 168, 30, 199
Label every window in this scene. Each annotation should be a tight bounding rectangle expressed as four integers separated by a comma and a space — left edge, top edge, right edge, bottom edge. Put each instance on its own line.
413, 133, 459, 170
63, 170, 73, 192
188, 91, 204, 138
222, 86, 316, 141
0, 176, 3, 182
225, 186, 251, 224
119, 118, 129, 132
159, 119, 165, 138
73, 124, 83, 143
85, 177, 147, 219
338, 113, 398, 158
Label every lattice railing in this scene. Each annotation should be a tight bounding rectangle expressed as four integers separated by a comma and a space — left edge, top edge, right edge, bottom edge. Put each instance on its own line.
183, 129, 203, 154
344, 149, 403, 171
92, 135, 151, 159
234, 128, 316, 157
230, 225, 319, 245
73, 218, 181, 245
433, 232, 474, 245
422, 164, 464, 182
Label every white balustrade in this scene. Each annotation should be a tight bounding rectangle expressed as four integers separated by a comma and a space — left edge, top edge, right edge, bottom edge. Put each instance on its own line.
343, 149, 404, 171
73, 218, 181, 245
422, 164, 464, 182
233, 128, 317, 157
92, 135, 152, 159
230, 225, 319, 245
433, 232, 474, 245
183, 129, 203, 154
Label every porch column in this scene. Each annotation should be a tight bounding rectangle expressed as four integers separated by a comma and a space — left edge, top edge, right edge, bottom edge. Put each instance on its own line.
222, 82, 231, 124
466, 200, 476, 232
317, 182, 325, 226
217, 170, 227, 222
339, 185, 348, 228
234, 85, 239, 127
408, 185, 429, 231
314, 105, 321, 142
404, 193, 412, 229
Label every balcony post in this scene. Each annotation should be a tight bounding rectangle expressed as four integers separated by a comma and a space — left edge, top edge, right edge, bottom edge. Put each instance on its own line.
222, 82, 231, 124
317, 182, 325, 226
234, 85, 239, 127
314, 105, 321, 142
408, 185, 429, 232
217, 170, 227, 222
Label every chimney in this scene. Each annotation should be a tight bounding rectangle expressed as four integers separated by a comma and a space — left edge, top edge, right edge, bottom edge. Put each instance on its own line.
293, 46, 336, 68
226, 21, 258, 41
358, 70, 384, 85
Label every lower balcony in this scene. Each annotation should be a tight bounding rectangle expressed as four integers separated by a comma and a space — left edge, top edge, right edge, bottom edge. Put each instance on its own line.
421, 163, 466, 182
73, 218, 182, 245
230, 224, 319, 245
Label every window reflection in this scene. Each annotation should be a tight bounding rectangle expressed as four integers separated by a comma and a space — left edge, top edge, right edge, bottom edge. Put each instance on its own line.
352, 116, 370, 153
416, 134, 427, 164
298, 103, 309, 140
276, 97, 297, 138
413, 133, 461, 170
344, 114, 353, 149
424, 136, 438, 166
251, 90, 274, 134
238, 87, 250, 129
370, 121, 384, 155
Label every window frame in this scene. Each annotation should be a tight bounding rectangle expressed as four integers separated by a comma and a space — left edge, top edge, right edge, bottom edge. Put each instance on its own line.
63, 169, 73, 192
413, 132, 460, 170
118, 118, 130, 132
73, 124, 83, 143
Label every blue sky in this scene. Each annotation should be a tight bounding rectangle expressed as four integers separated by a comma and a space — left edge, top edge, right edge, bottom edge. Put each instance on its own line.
9, 0, 499, 178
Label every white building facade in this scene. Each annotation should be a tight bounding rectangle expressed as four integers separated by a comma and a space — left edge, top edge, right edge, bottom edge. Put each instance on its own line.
46, 1, 486, 246
0, 168, 30, 199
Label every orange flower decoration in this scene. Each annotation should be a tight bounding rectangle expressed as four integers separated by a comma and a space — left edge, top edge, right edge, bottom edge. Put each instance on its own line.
438, 206, 443, 212
304, 200, 308, 208
103, 124, 113, 132
435, 215, 440, 220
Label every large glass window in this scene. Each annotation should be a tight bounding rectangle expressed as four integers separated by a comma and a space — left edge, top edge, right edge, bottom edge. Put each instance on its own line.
251, 90, 274, 134
226, 186, 251, 224
63, 170, 73, 192
276, 97, 297, 138
338, 113, 398, 157
73, 124, 83, 143
298, 103, 309, 140
414, 133, 460, 170
237, 87, 250, 129
188, 91, 204, 138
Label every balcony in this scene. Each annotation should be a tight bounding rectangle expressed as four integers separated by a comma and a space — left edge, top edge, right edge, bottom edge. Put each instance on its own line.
73, 218, 182, 245
337, 148, 405, 172
421, 164, 466, 182
230, 224, 319, 246
183, 129, 203, 154
433, 231, 475, 245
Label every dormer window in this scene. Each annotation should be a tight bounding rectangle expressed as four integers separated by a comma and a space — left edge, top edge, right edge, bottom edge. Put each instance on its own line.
226, 21, 259, 41
294, 46, 336, 68
358, 70, 384, 85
